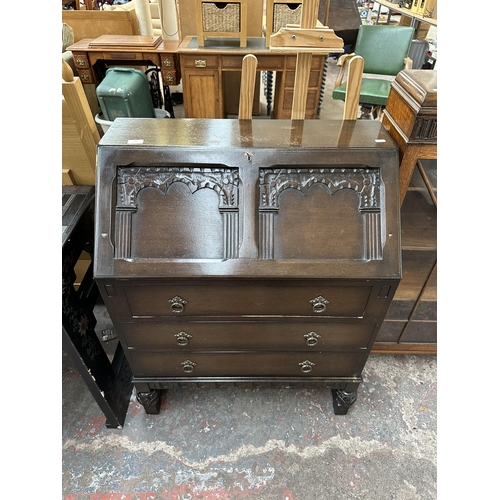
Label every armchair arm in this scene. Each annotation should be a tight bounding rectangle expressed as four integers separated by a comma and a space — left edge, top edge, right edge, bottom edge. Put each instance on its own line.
404, 57, 413, 70
334, 53, 358, 90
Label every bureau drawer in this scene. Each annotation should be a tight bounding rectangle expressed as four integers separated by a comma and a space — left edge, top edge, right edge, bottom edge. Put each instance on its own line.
130, 352, 365, 377
120, 320, 376, 350
122, 283, 372, 318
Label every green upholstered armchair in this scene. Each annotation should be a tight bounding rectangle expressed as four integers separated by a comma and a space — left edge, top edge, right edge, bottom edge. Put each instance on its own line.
332, 25, 414, 119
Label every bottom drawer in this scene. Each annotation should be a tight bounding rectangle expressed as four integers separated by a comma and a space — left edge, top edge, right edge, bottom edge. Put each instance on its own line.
130, 352, 365, 377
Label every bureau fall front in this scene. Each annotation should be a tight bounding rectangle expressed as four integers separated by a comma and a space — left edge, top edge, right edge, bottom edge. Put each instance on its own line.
94, 119, 402, 416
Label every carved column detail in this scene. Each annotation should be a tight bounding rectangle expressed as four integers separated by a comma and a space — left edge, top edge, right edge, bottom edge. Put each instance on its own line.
362, 210, 382, 261
259, 211, 276, 259
115, 166, 240, 259
115, 207, 137, 259
222, 210, 239, 259
259, 167, 383, 260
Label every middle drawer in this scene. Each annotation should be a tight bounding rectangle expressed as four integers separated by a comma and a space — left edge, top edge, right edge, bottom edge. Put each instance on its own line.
119, 320, 376, 351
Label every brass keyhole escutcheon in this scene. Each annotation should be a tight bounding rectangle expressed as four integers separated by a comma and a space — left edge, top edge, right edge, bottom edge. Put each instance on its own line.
182, 360, 196, 373
310, 296, 329, 314
304, 332, 321, 347
299, 360, 315, 373
175, 331, 192, 346
169, 295, 187, 313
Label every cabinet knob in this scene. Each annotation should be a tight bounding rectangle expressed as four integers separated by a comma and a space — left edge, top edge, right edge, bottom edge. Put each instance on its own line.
175, 331, 192, 346
310, 296, 329, 314
182, 360, 196, 373
169, 295, 187, 313
299, 360, 315, 373
304, 331, 321, 347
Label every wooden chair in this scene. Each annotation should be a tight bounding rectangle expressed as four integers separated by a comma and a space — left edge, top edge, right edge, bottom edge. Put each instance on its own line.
332, 24, 414, 119
62, 58, 100, 185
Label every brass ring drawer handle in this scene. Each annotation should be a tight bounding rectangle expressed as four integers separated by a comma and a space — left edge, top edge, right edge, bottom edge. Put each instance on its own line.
304, 331, 321, 346
182, 360, 196, 373
310, 296, 329, 314
169, 295, 187, 313
299, 360, 315, 373
175, 331, 192, 346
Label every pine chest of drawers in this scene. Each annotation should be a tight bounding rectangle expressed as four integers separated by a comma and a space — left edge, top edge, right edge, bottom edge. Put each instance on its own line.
94, 119, 402, 415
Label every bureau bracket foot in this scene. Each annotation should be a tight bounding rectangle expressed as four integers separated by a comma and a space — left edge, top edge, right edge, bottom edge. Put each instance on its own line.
136, 389, 161, 414
332, 389, 357, 415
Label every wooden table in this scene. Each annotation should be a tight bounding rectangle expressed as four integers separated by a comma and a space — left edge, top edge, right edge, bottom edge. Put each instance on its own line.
67, 38, 182, 88
177, 36, 330, 119
62, 185, 133, 428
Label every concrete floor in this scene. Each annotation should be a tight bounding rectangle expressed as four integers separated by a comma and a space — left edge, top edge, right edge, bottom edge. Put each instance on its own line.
62, 52, 438, 499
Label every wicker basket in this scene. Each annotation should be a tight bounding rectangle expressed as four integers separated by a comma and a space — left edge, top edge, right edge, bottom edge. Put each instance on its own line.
272, 3, 302, 32
202, 2, 241, 33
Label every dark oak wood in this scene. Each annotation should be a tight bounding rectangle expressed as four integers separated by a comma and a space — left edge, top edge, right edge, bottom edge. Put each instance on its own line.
94, 119, 402, 416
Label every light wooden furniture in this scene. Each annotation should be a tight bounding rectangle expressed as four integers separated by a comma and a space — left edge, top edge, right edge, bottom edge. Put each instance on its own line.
177, 36, 326, 119
62, 8, 140, 43
62, 58, 100, 185
342, 55, 364, 120
238, 54, 258, 119
265, 0, 303, 47
177, 0, 263, 41
94, 118, 401, 416
67, 38, 181, 88
195, 0, 248, 47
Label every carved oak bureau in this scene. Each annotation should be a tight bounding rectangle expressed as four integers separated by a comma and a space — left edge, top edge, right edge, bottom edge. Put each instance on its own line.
94, 119, 402, 416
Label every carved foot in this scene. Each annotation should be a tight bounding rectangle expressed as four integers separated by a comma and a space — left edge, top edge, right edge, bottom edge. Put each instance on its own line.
332, 388, 358, 415
136, 389, 161, 414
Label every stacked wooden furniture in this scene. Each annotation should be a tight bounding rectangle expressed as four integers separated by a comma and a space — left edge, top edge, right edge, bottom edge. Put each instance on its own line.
265, 0, 303, 47
195, 0, 248, 47
94, 118, 402, 416
377, 69, 437, 354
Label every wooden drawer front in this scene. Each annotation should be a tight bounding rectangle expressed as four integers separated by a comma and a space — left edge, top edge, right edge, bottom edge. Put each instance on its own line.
222, 55, 285, 70
282, 89, 318, 110
284, 70, 321, 88
161, 69, 180, 86
73, 53, 90, 69
130, 351, 365, 377
286, 55, 324, 70
181, 55, 219, 69
120, 320, 376, 350
76, 70, 94, 84
162, 55, 177, 69
123, 284, 372, 318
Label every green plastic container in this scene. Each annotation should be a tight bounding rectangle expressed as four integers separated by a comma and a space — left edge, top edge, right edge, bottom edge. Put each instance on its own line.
96, 67, 155, 121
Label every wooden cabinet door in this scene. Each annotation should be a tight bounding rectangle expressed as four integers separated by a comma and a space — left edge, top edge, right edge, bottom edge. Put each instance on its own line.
182, 68, 221, 118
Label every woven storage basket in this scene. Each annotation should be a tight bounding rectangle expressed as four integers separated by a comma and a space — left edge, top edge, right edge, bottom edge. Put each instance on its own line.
273, 3, 302, 32
202, 2, 241, 32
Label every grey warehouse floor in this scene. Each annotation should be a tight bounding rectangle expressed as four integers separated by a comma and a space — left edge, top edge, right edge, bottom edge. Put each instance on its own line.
61, 38, 442, 499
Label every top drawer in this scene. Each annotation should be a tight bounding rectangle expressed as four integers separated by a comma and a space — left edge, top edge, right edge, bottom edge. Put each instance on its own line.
121, 282, 372, 318
181, 55, 219, 68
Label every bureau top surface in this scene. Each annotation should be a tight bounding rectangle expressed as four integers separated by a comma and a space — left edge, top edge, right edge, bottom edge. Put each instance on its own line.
98, 119, 396, 152
95, 119, 401, 281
